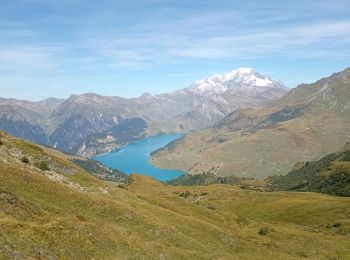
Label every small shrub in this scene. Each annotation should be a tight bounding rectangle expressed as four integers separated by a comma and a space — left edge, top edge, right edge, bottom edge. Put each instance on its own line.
240, 184, 249, 189
0, 192, 17, 204
76, 214, 87, 222
333, 223, 341, 228
258, 227, 269, 235
200, 192, 208, 196
21, 156, 30, 164
236, 215, 250, 226
0, 139, 3, 145
179, 191, 191, 198
207, 205, 216, 210
35, 161, 50, 171
217, 138, 226, 143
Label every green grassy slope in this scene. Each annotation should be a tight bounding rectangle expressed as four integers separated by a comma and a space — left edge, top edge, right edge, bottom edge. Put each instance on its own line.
72, 158, 128, 183
1, 131, 350, 259
268, 145, 350, 196
166, 172, 242, 186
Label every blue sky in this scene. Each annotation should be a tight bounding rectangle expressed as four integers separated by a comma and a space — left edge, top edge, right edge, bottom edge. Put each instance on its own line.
1, 0, 350, 100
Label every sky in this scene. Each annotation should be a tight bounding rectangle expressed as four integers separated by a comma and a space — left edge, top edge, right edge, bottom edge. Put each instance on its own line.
0, 0, 350, 101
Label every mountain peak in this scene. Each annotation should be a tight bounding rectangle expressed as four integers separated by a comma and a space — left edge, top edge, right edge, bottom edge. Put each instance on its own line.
139, 92, 153, 99
239, 67, 254, 71
64, 93, 109, 106
208, 67, 255, 81
189, 68, 286, 95
235, 67, 255, 74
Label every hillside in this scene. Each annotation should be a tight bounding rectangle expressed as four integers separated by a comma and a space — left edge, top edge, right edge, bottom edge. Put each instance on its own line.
0, 68, 286, 157
166, 172, 243, 186
1, 131, 350, 258
72, 158, 128, 184
151, 68, 350, 179
268, 144, 350, 196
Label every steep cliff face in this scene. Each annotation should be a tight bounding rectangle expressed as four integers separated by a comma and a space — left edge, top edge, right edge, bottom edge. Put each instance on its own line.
49, 114, 97, 152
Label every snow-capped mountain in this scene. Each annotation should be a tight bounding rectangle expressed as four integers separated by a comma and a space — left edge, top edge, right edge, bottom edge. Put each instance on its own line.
188, 68, 287, 96
149, 68, 289, 133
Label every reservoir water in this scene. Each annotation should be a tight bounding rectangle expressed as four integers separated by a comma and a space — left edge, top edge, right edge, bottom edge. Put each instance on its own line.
93, 134, 185, 181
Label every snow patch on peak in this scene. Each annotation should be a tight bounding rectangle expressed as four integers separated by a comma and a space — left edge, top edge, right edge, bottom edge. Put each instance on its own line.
255, 77, 272, 87
208, 67, 255, 82
189, 68, 284, 96
237, 67, 254, 74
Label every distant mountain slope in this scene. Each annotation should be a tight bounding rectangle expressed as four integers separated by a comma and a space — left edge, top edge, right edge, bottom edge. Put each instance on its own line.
1, 131, 350, 259
268, 144, 350, 196
151, 67, 350, 178
48, 94, 149, 155
0, 117, 47, 145
38, 97, 65, 108
0, 68, 287, 156
0, 99, 50, 144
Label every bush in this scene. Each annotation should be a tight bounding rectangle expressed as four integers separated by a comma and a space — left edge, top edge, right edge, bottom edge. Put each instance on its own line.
207, 205, 216, 210
0, 139, 3, 145
35, 161, 50, 171
179, 191, 191, 198
21, 156, 30, 164
333, 223, 341, 228
236, 215, 250, 226
258, 227, 269, 235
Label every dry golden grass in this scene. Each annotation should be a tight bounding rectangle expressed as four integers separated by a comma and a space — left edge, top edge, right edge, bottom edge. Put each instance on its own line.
1, 131, 350, 259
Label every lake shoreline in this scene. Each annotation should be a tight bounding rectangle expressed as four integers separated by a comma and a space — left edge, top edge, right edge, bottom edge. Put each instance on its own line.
93, 134, 186, 182
92, 132, 187, 158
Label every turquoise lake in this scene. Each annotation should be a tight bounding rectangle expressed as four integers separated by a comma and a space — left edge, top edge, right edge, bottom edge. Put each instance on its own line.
93, 134, 185, 181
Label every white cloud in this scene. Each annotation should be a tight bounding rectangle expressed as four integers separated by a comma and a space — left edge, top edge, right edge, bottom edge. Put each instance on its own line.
0, 2, 349, 75
81, 19, 350, 66
0, 45, 55, 71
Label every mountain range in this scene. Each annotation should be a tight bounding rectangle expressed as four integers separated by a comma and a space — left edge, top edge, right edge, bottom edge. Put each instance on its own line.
151, 68, 350, 178
0, 68, 287, 157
